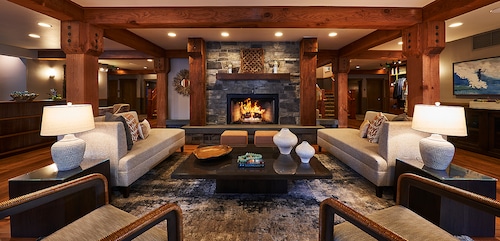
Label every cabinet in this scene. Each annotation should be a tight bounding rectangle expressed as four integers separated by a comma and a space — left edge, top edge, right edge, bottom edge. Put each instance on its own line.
0, 100, 66, 158
448, 108, 500, 158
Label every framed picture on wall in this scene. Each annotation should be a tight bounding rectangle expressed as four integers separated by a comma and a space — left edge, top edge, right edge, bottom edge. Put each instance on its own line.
453, 56, 500, 96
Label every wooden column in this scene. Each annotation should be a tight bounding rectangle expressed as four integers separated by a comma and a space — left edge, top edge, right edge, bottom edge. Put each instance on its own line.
154, 57, 168, 128
403, 21, 445, 116
188, 38, 206, 126
61, 21, 103, 116
300, 38, 318, 126
335, 57, 350, 128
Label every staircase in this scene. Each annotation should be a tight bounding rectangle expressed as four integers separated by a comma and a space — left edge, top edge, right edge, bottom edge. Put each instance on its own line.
323, 92, 336, 119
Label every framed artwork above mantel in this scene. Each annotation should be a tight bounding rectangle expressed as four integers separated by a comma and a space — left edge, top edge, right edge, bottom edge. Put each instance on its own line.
453, 56, 500, 96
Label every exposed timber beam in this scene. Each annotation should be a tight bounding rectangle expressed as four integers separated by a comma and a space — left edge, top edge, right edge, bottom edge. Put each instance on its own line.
8, 0, 84, 21
100, 50, 153, 59
349, 50, 405, 60
104, 29, 166, 58
423, 0, 499, 21
338, 30, 402, 57
84, 7, 421, 29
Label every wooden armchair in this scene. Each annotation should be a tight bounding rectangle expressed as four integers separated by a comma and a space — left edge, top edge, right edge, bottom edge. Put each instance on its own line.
319, 173, 500, 241
0, 173, 183, 241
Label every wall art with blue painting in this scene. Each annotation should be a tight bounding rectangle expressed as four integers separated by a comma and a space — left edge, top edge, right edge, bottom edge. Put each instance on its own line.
453, 56, 500, 96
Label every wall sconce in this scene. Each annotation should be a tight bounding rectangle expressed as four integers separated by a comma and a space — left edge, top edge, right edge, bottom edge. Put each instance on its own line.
48, 68, 56, 78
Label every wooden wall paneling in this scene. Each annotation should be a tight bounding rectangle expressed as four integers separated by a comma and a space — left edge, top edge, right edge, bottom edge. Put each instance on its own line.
300, 38, 318, 126
188, 38, 206, 126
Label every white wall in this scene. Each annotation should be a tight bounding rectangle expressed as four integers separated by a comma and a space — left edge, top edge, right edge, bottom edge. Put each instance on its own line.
26, 59, 65, 100
168, 58, 190, 119
0, 55, 27, 101
440, 36, 500, 104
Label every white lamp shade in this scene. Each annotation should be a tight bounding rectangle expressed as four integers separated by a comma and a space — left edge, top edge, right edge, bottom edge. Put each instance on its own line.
411, 104, 467, 137
40, 103, 95, 136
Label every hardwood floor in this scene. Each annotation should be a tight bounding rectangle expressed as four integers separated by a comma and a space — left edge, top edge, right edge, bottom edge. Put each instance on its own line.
0, 144, 499, 240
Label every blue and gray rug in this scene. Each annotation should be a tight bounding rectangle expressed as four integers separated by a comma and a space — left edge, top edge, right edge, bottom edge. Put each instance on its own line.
110, 152, 395, 241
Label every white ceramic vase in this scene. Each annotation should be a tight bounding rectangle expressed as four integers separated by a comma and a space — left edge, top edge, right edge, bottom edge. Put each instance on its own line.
273, 128, 298, 154
295, 141, 315, 163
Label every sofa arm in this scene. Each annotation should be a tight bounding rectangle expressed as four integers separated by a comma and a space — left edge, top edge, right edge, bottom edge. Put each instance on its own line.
76, 122, 128, 184
378, 121, 428, 169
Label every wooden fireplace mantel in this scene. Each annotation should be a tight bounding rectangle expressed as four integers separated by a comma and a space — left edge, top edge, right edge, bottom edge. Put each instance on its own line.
216, 73, 290, 81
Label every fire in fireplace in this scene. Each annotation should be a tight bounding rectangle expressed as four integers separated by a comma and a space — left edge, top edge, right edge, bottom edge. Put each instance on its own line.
227, 94, 279, 124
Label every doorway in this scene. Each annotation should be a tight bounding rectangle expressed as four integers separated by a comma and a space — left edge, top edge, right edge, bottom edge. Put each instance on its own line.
365, 78, 384, 112
107, 78, 137, 111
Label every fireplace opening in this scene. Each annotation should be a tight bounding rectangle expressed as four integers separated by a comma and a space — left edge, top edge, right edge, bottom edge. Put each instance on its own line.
227, 94, 279, 124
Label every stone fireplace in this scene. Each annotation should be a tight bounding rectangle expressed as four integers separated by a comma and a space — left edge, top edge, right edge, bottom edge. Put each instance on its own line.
206, 41, 301, 125
227, 94, 279, 124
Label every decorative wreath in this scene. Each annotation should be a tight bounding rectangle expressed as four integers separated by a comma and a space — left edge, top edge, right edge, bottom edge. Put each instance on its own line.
173, 69, 190, 96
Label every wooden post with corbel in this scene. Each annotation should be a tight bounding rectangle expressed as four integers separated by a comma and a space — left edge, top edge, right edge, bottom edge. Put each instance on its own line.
188, 38, 206, 126
154, 57, 168, 127
61, 21, 103, 116
403, 21, 445, 116
300, 38, 318, 126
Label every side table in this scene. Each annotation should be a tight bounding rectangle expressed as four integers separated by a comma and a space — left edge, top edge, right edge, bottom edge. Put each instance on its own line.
395, 158, 497, 237
8, 158, 110, 238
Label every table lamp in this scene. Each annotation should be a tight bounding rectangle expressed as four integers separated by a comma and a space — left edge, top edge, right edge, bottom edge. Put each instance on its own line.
40, 103, 95, 171
411, 102, 467, 170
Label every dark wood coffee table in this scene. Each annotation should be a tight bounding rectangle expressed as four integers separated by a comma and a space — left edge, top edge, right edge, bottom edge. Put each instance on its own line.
171, 145, 332, 193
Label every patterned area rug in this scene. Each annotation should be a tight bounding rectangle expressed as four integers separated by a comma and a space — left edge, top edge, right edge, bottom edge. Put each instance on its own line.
110, 152, 395, 241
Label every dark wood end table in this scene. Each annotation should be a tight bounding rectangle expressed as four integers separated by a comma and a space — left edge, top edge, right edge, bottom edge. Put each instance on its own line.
395, 158, 497, 237
172, 145, 332, 193
8, 158, 110, 238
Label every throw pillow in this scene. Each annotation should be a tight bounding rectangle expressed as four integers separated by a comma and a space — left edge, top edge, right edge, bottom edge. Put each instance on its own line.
122, 113, 140, 142
392, 113, 409, 121
105, 112, 133, 150
139, 119, 151, 139
359, 119, 370, 138
367, 112, 388, 143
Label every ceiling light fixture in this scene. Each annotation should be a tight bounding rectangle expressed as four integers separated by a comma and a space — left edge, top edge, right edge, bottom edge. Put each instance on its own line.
328, 32, 338, 37
147, 59, 153, 62
355, 65, 360, 69
275, 32, 283, 37
37, 22, 52, 28
448, 22, 463, 28
221, 32, 229, 37
167, 32, 176, 37
490, 7, 500, 13
29, 34, 40, 38
398, 41, 403, 45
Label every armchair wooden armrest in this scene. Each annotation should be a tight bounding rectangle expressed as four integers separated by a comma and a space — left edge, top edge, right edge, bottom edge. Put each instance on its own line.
0, 174, 183, 241
319, 173, 500, 241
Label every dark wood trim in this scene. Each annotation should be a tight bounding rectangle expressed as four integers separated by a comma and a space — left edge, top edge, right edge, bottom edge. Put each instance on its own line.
216, 73, 290, 81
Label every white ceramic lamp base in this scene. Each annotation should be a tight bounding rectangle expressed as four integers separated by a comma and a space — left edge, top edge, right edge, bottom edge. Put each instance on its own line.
419, 134, 455, 170
51, 134, 86, 171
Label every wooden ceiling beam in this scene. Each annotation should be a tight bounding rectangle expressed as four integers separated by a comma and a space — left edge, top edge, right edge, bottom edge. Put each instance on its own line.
8, 0, 84, 21
350, 50, 405, 60
423, 0, 499, 21
338, 30, 402, 57
84, 7, 421, 29
103, 29, 166, 58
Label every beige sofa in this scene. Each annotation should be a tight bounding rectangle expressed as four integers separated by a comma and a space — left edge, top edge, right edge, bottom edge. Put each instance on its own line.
317, 111, 428, 197
76, 111, 185, 197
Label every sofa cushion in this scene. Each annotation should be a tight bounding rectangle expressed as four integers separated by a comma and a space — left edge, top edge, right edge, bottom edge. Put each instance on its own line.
359, 120, 370, 138
317, 129, 388, 171
367, 113, 388, 143
138, 119, 151, 139
122, 113, 139, 142
105, 113, 133, 150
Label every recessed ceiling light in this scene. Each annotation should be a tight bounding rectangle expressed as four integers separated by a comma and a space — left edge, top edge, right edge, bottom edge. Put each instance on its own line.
448, 22, 463, 28
167, 32, 176, 37
144, 66, 148, 69
221, 32, 229, 37
355, 65, 360, 69
275, 32, 283, 37
398, 41, 403, 45
29, 34, 40, 38
328, 32, 338, 37
37, 22, 52, 28
147, 59, 153, 62
490, 7, 500, 13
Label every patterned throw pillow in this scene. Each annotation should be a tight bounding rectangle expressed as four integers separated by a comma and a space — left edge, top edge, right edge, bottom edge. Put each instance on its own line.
367, 112, 388, 143
138, 119, 151, 139
122, 113, 140, 142
359, 119, 370, 138
105, 113, 133, 150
